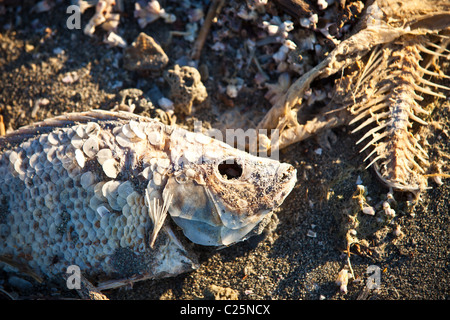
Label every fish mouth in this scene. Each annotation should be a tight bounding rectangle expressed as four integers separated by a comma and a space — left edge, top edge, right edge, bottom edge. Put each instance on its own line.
273, 163, 297, 207
165, 162, 297, 247
217, 162, 297, 245
218, 162, 297, 245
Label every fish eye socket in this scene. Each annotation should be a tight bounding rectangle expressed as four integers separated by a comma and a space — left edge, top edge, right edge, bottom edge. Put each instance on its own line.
217, 159, 243, 180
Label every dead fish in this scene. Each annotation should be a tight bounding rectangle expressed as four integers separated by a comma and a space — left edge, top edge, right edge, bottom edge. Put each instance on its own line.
0, 110, 296, 290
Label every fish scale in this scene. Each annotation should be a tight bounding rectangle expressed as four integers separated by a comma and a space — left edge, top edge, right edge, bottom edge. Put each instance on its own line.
0, 110, 296, 289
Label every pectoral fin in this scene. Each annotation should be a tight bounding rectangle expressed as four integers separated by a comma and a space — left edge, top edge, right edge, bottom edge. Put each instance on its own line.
163, 176, 223, 245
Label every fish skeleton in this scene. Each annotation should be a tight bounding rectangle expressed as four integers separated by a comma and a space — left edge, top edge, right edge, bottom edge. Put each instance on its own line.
256, 0, 450, 194
0, 110, 296, 289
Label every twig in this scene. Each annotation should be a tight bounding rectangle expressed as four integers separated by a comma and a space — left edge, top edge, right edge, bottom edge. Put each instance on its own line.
0, 115, 5, 136
346, 248, 355, 280
251, 55, 270, 81
191, 0, 225, 60
273, 0, 317, 19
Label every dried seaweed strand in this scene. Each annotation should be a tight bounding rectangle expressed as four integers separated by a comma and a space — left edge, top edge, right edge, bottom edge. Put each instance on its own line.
191, 0, 225, 60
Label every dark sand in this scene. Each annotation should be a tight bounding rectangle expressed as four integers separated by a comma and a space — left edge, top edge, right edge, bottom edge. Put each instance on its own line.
0, 1, 448, 300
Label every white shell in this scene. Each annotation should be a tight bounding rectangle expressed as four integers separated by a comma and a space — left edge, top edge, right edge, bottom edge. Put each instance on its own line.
156, 158, 170, 174
204, 149, 220, 161
362, 206, 375, 216
336, 269, 349, 294
83, 137, 99, 158
102, 180, 121, 200
85, 122, 101, 137
46, 146, 58, 162
47, 132, 59, 145
116, 133, 133, 148
147, 131, 162, 146
122, 124, 136, 139
129, 120, 146, 140
71, 135, 84, 149
93, 181, 106, 200
75, 149, 85, 168
29, 153, 40, 169
156, 165, 166, 175
146, 185, 161, 199
97, 148, 113, 165
8, 151, 18, 164
149, 157, 158, 167
102, 158, 118, 178
75, 125, 88, 139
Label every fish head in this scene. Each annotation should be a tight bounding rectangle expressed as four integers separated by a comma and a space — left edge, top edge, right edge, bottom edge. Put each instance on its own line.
164, 130, 297, 246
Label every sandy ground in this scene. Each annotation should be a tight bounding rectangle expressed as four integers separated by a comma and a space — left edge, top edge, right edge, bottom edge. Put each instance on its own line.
0, 1, 448, 300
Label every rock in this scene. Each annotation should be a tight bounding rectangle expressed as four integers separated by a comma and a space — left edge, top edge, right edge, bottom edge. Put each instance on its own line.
123, 33, 169, 74
163, 64, 208, 114
203, 284, 239, 300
